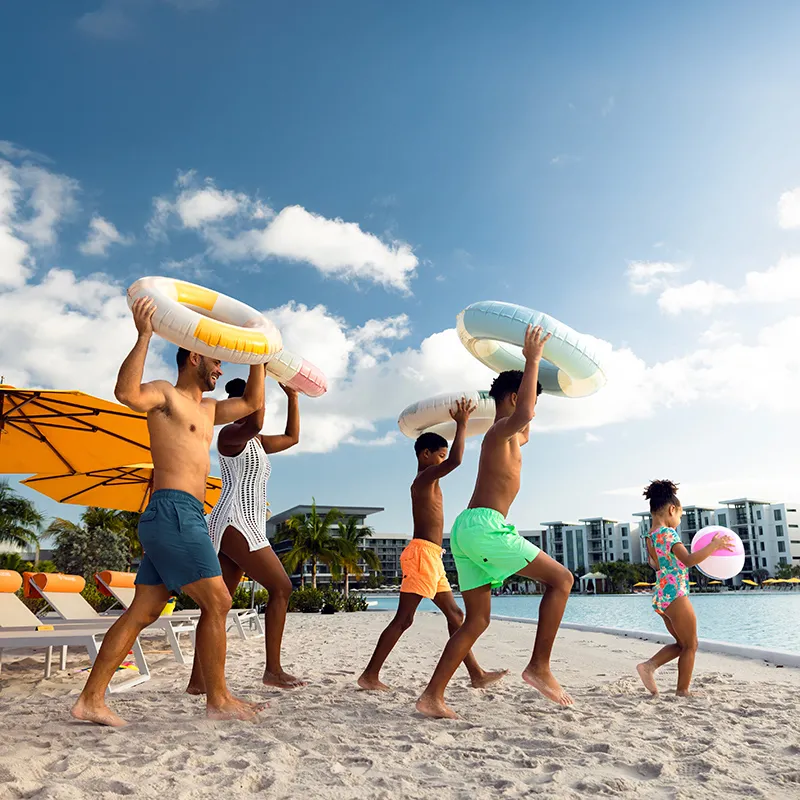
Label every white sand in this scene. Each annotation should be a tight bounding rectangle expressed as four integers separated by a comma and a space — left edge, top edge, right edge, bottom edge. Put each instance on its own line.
1, 610, 799, 799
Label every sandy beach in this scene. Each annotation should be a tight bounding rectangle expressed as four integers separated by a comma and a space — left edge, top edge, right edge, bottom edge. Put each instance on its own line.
1, 610, 799, 799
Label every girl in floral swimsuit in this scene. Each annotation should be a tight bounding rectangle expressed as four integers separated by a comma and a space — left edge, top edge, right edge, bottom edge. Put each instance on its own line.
636, 480, 733, 697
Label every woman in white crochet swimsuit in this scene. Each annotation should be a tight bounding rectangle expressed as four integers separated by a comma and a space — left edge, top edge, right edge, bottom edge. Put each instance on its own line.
187, 377, 304, 691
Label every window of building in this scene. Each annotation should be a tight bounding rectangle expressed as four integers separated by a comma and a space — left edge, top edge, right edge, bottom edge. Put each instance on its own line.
756, 510, 762, 520
609, 553, 614, 561
718, 513, 727, 526
622, 540, 629, 550
760, 541, 765, 551
623, 554, 630, 562
774, 509, 783, 521
759, 526, 763, 535
780, 556, 788, 565
762, 558, 767, 567
778, 541, 786, 553
776, 525, 784, 537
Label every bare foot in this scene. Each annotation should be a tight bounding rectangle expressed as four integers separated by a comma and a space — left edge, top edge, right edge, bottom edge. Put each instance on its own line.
206, 696, 265, 722
636, 662, 659, 696
71, 696, 127, 727
415, 693, 459, 720
471, 669, 508, 689
522, 666, 574, 707
262, 670, 306, 689
676, 689, 703, 698
357, 673, 391, 691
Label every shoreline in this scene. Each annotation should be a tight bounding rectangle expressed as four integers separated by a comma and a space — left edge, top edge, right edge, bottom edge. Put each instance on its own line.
492, 614, 800, 668
366, 594, 800, 664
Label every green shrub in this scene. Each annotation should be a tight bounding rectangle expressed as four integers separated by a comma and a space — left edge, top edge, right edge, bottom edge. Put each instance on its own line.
81, 583, 117, 613
231, 584, 251, 609
17, 589, 47, 614
321, 586, 345, 613
288, 586, 324, 613
343, 594, 369, 612
253, 589, 269, 610
175, 592, 199, 611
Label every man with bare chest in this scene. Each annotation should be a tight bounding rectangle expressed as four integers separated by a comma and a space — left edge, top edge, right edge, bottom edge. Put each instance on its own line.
358, 399, 506, 692
416, 326, 575, 719
71, 297, 265, 726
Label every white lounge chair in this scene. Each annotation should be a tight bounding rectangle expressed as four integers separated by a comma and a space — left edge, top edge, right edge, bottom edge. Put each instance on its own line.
27, 573, 198, 666
0, 571, 149, 691
95, 571, 264, 642
0, 626, 150, 691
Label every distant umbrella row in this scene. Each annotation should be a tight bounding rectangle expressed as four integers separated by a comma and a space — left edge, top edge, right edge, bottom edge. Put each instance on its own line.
0, 385, 221, 513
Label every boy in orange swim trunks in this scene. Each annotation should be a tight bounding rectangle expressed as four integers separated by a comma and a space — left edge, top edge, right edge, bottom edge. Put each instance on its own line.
358, 398, 507, 691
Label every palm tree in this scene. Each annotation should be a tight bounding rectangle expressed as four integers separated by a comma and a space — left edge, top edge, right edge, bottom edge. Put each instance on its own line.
335, 516, 382, 597
273, 499, 342, 588
0, 480, 43, 555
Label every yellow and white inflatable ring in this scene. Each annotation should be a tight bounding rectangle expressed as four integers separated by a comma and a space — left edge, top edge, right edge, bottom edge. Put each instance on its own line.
127, 277, 283, 365
457, 301, 606, 398
398, 390, 495, 441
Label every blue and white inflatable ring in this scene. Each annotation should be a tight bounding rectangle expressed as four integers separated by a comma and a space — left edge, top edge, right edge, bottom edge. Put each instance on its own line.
456, 301, 606, 398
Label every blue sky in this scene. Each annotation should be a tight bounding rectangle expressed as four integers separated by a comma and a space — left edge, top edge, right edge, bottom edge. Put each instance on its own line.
2, 0, 800, 539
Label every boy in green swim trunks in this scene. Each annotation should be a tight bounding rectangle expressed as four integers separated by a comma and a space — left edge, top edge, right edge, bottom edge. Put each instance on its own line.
417, 325, 576, 719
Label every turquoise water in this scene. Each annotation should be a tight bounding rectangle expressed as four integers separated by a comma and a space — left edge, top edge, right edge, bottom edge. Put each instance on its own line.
368, 593, 800, 654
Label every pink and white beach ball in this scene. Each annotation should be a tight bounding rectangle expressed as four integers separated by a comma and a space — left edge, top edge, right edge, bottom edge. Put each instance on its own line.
691, 526, 745, 581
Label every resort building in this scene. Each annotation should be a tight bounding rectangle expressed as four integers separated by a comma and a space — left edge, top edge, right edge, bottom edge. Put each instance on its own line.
716, 499, 800, 577
634, 498, 800, 580
359, 532, 411, 582
267, 504, 386, 586
541, 519, 640, 573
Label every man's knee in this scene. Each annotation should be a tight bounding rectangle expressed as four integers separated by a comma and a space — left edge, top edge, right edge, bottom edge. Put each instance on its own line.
196, 586, 233, 617
126, 604, 163, 628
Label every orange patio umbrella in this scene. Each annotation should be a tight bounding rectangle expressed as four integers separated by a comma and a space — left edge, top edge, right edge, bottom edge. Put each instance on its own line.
0, 385, 150, 474
22, 464, 223, 514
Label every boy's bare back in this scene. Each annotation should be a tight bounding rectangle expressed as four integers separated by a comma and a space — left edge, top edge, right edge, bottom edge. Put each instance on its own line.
468, 423, 528, 518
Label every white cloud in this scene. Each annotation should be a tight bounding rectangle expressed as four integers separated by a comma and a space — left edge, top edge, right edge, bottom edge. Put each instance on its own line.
0, 164, 33, 288
79, 215, 133, 256
175, 184, 250, 229
550, 154, 580, 166
626, 260, 685, 295
14, 166, 79, 247
657, 256, 800, 315
246, 296, 800, 456
149, 172, 418, 291
778, 188, 800, 230
0, 141, 51, 164
584, 433, 602, 444
0, 159, 79, 288
344, 431, 401, 447
77, 0, 219, 39
658, 279, 738, 314
0, 268, 171, 395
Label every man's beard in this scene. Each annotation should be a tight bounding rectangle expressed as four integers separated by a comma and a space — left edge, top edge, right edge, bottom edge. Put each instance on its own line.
199, 364, 215, 392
